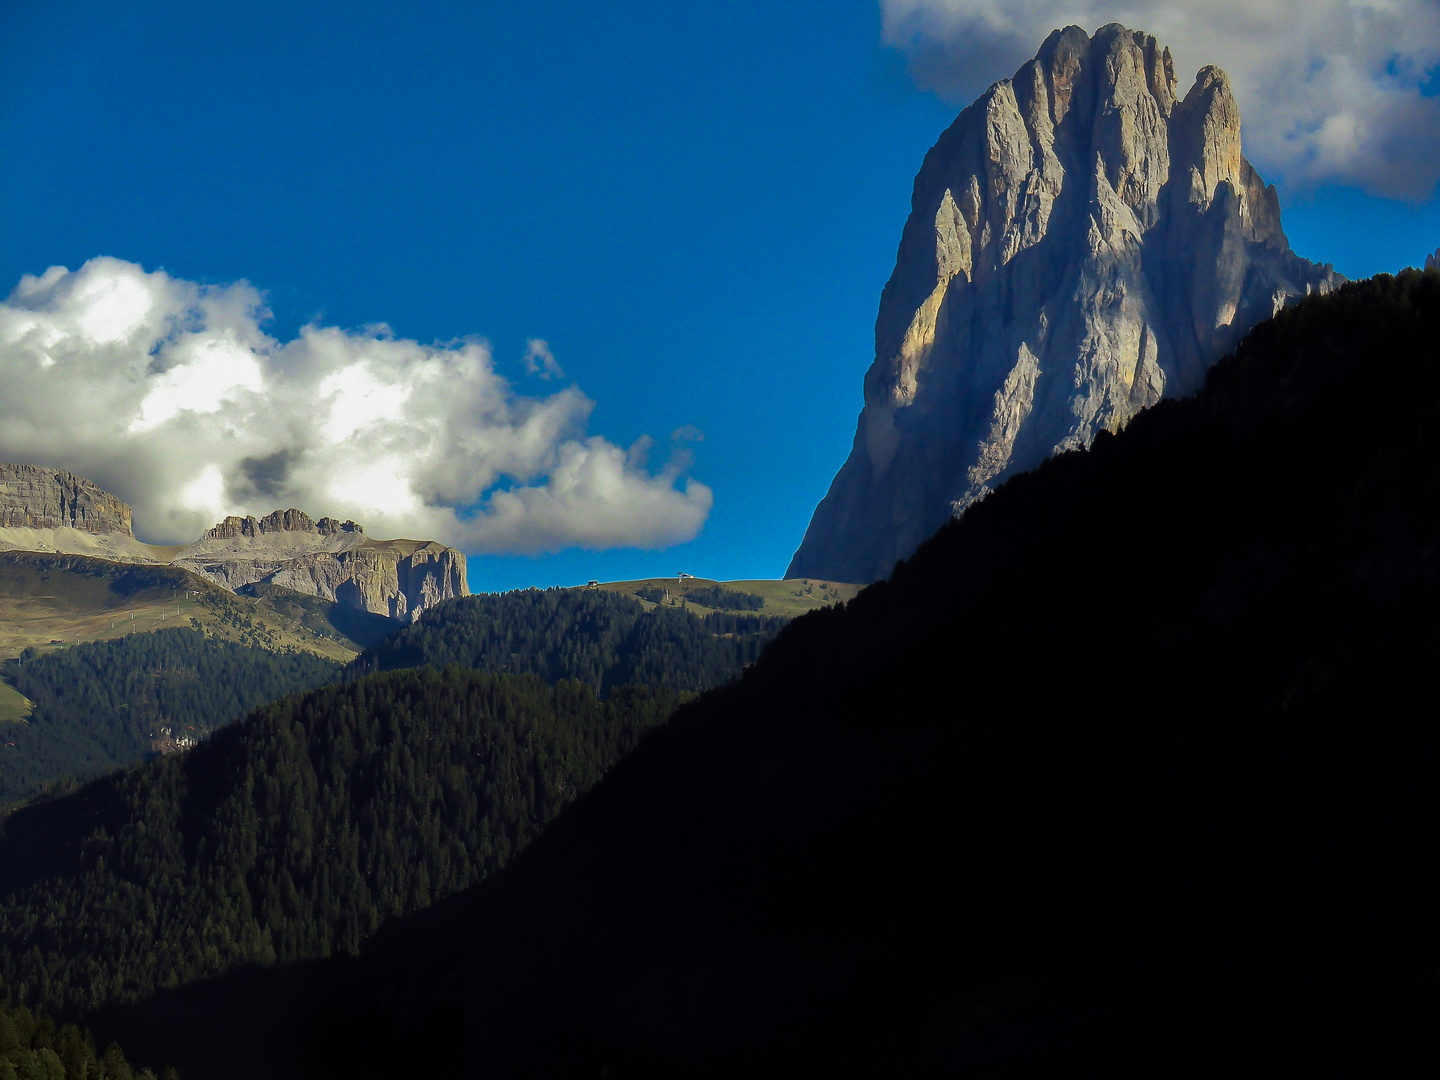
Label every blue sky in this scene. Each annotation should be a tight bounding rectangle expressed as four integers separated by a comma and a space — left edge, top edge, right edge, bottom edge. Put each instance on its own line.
2, 1, 1436, 591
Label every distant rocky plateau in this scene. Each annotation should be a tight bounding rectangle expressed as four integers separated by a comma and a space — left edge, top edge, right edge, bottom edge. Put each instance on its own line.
788, 23, 1342, 584
0, 463, 467, 622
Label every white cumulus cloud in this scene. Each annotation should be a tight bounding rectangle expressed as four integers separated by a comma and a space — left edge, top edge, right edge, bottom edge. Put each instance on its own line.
880, 0, 1440, 198
522, 338, 564, 380
0, 257, 713, 553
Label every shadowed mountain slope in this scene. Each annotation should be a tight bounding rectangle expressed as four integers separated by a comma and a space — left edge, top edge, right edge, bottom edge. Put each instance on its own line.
458, 269, 1440, 1075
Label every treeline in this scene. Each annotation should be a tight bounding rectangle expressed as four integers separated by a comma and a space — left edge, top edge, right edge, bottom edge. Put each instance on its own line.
345, 589, 788, 695
0, 666, 679, 1017
0, 628, 338, 807
635, 583, 766, 611
0, 995, 165, 1080
683, 584, 764, 611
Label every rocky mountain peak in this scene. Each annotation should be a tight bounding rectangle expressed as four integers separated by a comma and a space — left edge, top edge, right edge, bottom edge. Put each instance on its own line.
788, 24, 1340, 584
1427, 247, 1438, 272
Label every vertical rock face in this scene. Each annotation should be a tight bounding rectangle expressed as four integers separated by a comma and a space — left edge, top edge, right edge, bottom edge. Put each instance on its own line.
176, 511, 469, 623
261, 541, 469, 623
0, 464, 134, 536
787, 24, 1341, 584
1427, 248, 1438, 272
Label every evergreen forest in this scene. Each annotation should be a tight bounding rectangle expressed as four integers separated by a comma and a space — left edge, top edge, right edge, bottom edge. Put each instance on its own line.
0, 629, 338, 808
678, 584, 764, 610
0, 995, 163, 1080
345, 588, 787, 694
0, 666, 678, 1019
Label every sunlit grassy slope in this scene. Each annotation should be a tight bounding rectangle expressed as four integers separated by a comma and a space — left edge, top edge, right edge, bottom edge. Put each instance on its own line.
594, 577, 863, 618
0, 681, 31, 723
0, 552, 393, 663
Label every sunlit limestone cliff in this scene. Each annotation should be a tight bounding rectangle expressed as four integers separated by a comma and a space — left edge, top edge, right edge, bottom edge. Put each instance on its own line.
0, 466, 467, 622
175, 510, 467, 623
788, 23, 1340, 584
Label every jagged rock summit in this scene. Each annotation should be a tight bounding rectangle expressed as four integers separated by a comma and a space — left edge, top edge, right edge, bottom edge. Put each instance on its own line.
1427, 247, 1438, 272
788, 24, 1341, 584
198, 509, 364, 543
0, 465, 467, 622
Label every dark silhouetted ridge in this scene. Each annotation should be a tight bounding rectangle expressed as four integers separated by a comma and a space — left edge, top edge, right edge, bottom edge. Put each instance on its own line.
458, 270, 1440, 1075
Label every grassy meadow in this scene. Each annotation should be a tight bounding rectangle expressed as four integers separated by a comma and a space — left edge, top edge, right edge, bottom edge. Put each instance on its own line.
595, 576, 862, 617
0, 553, 390, 663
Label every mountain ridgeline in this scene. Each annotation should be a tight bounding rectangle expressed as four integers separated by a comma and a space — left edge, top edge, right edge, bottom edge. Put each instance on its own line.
8, 23, 1433, 1078
0, 583, 785, 808
345, 589, 789, 696
789, 23, 1339, 583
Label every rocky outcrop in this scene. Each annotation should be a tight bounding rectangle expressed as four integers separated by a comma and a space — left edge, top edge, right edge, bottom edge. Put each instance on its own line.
787, 24, 1341, 584
175, 511, 468, 623
317, 542, 468, 623
177, 539, 468, 623
1427, 248, 1438, 272
0, 464, 133, 535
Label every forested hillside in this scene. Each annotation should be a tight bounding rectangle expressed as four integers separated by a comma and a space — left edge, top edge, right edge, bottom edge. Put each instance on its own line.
347, 588, 787, 695
0, 628, 338, 807
0, 584, 781, 809
0, 666, 678, 1017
